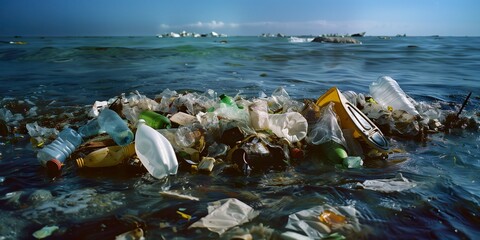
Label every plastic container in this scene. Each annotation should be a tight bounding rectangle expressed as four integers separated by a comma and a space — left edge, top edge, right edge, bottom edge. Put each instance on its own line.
369, 76, 419, 115
248, 99, 269, 130
268, 112, 308, 143
37, 128, 83, 174
138, 110, 171, 129
135, 119, 178, 179
97, 108, 134, 146
76, 143, 135, 168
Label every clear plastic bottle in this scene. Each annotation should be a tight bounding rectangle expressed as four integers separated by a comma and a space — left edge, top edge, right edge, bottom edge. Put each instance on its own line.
97, 108, 134, 146
138, 110, 171, 129
78, 119, 105, 138
369, 76, 419, 115
37, 127, 83, 173
76, 143, 135, 168
135, 119, 178, 179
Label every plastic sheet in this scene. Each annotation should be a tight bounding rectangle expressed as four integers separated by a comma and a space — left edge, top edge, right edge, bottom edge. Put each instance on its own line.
355, 173, 416, 192
285, 204, 361, 239
87, 101, 108, 117
189, 198, 258, 235
26, 122, 59, 138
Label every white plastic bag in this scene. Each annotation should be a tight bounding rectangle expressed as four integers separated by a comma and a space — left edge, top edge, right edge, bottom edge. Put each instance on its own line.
249, 99, 270, 130
189, 198, 258, 235
268, 112, 308, 143
355, 173, 416, 193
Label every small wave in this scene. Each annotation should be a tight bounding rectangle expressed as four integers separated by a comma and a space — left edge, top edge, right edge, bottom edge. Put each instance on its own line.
288, 37, 314, 43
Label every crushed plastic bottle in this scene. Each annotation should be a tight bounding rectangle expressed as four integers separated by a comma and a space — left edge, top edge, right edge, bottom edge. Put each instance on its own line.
37, 128, 83, 174
76, 143, 135, 168
369, 76, 419, 115
135, 119, 178, 179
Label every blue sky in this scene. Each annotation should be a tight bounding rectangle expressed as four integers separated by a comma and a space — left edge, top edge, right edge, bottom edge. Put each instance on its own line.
1, 0, 479, 36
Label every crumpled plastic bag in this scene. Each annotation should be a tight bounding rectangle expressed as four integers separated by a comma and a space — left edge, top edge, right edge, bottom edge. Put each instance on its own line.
189, 198, 258, 235
249, 99, 270, 130
285, 204, 361, 239
268, 112, 308, 143
306, 102, 347, 148
355, 173, 416, 193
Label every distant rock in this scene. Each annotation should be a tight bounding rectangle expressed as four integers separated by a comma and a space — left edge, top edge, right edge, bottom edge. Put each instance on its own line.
350, 32, 366, 37
311, 36, 361, 44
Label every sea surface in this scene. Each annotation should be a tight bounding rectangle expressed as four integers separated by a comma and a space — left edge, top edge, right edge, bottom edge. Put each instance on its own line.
0, 36, 479, 239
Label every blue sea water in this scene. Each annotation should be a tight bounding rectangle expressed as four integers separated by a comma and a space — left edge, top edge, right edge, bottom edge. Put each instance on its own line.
0, 36, 479, 239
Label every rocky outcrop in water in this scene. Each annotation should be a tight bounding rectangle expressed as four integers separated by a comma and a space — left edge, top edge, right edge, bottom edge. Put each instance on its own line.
312, 36, 361, 44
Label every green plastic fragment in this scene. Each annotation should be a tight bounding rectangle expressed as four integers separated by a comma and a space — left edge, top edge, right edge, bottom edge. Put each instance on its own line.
32, 225, 59, 239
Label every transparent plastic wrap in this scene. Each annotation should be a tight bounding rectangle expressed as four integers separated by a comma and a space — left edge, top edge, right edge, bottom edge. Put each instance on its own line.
189, 198, 258, 235
369, 76, 419, 115
285, 204, 361, 239
306, 102, 347, 147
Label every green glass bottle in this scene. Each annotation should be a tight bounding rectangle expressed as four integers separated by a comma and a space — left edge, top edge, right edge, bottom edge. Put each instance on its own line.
219, 94, 243, 109
219, 94, 235, 106
138, 110, 171, 129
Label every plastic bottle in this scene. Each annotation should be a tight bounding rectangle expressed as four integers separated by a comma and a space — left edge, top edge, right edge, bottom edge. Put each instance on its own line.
97, 108, 134, 146
135, 119, 178, 179
76, 143, 135, 168
37, 128, 83, 174
369, 76, 419, 115
319, 140, 348, 164
138, 110, 171, 129
219, 94, 235, 106
78, 119, 105, 138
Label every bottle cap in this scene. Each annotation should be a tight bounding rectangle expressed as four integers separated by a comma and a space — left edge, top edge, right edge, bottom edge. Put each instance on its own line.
76, 158, 85, 168
290, 148, 303, 159
137, 119, 146, 127
46, 159, 62, 175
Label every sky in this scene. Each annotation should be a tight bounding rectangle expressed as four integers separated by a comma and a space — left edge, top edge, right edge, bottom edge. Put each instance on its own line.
1, 0, 479, 36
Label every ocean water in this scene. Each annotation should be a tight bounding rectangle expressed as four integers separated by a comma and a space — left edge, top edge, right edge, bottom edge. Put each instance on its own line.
0, 36, 479, 239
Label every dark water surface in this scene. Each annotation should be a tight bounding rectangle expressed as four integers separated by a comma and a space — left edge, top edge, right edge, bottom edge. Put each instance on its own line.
0, 36, 479, 239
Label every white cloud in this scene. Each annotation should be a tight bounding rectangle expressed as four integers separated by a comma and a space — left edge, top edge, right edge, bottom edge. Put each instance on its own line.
158, 19, 393, 35
189, 20, 226, 29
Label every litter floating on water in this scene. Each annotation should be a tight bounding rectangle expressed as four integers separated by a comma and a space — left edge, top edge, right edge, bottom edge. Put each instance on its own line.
16, 78, 476, 178
285, 204, 361, 239
189, 198, 258, 235
355, 173, 417, 192
159, 190, 199, 201
32, 225, 59, 239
